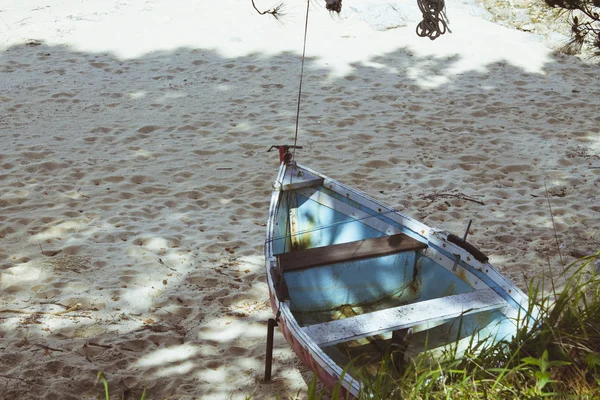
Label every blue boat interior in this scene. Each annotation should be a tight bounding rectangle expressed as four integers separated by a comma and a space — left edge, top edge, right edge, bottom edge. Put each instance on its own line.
272, 180, 517, 366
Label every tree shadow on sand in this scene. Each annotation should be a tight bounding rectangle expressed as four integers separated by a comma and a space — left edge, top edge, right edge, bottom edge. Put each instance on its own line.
0, 41, 598, 398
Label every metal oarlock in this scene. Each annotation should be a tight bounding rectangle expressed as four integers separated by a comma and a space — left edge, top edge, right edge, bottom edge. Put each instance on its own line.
463, 219, 473, 242
453, 219, 473, 272
264, 318, 278, 382
267, 145, 303, 164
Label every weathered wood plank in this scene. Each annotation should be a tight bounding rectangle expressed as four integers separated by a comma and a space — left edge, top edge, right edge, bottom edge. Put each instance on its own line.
278, 233, 427, 272
302, 288, 507, 347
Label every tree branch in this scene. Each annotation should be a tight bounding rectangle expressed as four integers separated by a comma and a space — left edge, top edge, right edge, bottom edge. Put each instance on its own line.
251, 0, 285, 18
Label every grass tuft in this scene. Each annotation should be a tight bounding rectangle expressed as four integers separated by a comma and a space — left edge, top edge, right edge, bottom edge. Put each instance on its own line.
95, 371, 147, 400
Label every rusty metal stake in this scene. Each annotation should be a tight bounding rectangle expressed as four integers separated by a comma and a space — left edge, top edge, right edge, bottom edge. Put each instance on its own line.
452, 254, 460, 272
264, 318, 278, 382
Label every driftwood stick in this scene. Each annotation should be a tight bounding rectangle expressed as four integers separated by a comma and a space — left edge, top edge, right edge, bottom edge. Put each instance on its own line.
419, 191, 485, 206
0, 303, 81, 316
87, 342, 113, 349
33, 343, 65, 353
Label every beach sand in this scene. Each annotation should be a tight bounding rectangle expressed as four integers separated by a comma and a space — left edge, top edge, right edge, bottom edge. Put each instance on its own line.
0, 0, 598, 398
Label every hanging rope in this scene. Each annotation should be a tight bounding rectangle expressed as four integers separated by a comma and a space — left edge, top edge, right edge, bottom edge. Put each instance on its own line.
277, 0, 311, 254
416, 0, 450, 40
325, 0, 342, 13
292, 0, 311, 161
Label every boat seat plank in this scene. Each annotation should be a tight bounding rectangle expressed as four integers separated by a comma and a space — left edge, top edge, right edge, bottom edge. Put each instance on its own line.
302, 288, 507, 347
278, 233, 427, 272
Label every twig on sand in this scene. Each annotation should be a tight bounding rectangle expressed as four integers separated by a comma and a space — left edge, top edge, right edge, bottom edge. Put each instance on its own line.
87, 342, 112, 349
0, 303, 81, 316
38, 301, 70, 308
77, 188, 90, 199
33, 343, 64, 353
158, 258, 177, 272
419, 191, 485, 207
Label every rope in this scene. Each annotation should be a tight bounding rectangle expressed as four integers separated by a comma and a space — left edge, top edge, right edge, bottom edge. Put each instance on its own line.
416, 0, 450, 40
292, 0, 310, 161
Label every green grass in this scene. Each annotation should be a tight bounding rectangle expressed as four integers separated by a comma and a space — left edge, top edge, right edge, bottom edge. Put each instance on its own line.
308, 250, 600, 399
95, 372, 147, 400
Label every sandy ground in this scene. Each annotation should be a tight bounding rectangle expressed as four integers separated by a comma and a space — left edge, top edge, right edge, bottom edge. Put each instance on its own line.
0, 0, 599, 399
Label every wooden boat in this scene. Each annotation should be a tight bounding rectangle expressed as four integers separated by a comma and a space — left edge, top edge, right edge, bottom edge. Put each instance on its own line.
264, 148, 534, 397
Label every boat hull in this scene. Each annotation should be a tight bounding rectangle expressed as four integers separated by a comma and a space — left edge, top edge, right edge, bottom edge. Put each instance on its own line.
265, 162, 534, 397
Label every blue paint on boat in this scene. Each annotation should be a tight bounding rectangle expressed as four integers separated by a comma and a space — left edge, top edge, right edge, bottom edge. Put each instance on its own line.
295, 191, 385, 248
405, 309, 517, 354
286, 252, 417, 312
319, 186, 425, 241
427, 240, 528, 318
272, 196, 291, 255
415, 255, 475, 300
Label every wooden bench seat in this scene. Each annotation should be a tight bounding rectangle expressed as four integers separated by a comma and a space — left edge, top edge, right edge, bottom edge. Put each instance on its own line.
277, 233, 427, 272
302, 288, 507, 347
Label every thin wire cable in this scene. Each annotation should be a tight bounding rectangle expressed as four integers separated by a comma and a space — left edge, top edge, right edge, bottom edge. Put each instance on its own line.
265, 205, 409, 245
292, 0, 310, 161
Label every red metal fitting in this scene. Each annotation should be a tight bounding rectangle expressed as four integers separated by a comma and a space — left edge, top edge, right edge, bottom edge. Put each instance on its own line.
267, 145, 303, 164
